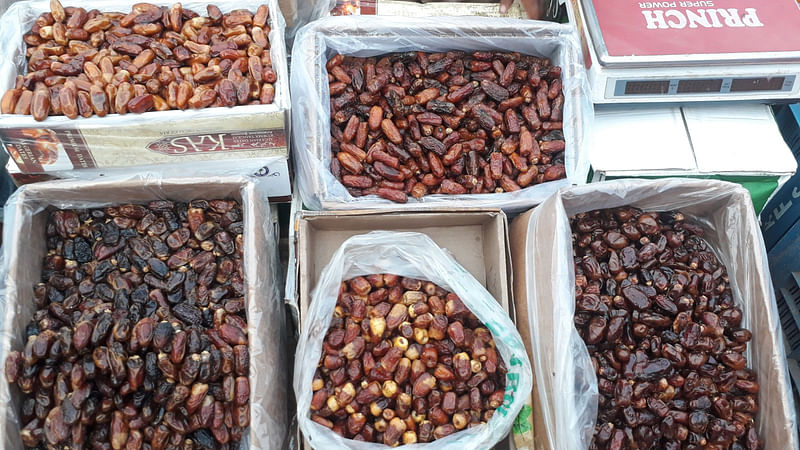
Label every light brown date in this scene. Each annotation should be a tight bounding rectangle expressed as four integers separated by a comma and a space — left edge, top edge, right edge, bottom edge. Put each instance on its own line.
5, 1, 277, 121
313, 275, 506, 444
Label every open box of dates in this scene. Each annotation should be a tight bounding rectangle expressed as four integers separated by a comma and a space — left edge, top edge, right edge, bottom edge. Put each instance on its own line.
291, 15, 591, 212
0, 175, 288, 448
0, 0, 290, 173
294, 231, 531, 449
510, 179, 798, 450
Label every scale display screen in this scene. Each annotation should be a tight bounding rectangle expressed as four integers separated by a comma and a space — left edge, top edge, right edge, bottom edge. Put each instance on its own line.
614, 76, 795, 97
624, 81, 670, 95
730, 77, 786, 92
677, 79, 723, 94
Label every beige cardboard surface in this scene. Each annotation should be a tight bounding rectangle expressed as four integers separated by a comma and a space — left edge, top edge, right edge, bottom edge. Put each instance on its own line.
512, 179, 798, 450
0, 175, 289, 449
294, 209, 515, 449
279, 0, 297, 26
296, 210, 510, 318
510, 208, 545, 450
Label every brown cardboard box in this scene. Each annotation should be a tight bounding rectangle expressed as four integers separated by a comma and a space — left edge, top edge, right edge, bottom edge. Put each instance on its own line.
510, 207, 550, 450
509, 179, 798, 450
0, 175, 290, 448
0, 0, 290, 174
291, 16, 590, 212
291, 208, 517, 449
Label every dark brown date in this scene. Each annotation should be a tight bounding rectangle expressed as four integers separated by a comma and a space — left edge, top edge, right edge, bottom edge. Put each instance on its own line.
5, 199, 250, 449
572, 207, 761, 450
327, 50, 566, 202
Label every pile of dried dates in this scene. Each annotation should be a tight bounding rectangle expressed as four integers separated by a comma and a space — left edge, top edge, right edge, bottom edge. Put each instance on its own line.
1, 1, 276, 121
572, 207, 761, 450
4, 199, 250, 449
311, 275, 507, 445
327, 50, 566, 203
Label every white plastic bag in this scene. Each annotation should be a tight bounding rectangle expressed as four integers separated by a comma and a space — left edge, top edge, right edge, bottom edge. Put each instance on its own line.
294, 231, 532, 449
517, 178, 798, 449
290, 15, 592, 212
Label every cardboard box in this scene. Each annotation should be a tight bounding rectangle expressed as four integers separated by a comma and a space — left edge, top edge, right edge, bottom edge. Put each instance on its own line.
510, 179, 798, 450
294, 209, 513, 319
510, 209, 552, 450
0, 175, 290, 448
0, 0, 290, 173
4, 156, 293, 202
291, 16, 591, 212
330, 0, 529, 18
290, 208, 519, 449
588, 103, 797, 213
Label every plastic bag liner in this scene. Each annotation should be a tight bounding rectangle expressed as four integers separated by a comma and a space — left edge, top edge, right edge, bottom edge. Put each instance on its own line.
288, 0, 332, 42
0, 173, 289, 449
294, 231, 532, 449
519, 178, 798, 450
291, 15, 592, 212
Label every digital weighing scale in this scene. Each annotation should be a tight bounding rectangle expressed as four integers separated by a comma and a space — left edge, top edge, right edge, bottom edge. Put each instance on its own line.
567, 0, 800, 103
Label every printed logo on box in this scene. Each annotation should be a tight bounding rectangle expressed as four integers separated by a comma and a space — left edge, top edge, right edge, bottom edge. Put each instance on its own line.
146, 130, 287, 155
592, 0, 800, 57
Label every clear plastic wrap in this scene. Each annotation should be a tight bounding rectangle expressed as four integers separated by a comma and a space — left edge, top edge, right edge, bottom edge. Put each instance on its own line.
326, 0, 525, 18
294, 230, 532, 449
518, 178, 798, 450
0, 0, 290, 172
0, 173, 289, 449
4, 156, 293, 200
290, 15, 592, 212
290, 0, 332, 41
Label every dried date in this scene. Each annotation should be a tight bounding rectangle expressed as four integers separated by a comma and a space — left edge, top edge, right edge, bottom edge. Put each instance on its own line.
4, 1, 277, 121
312, 275, 507, 444
572, 207, 761, 450
5, 199, 250, 449
327, 50, 566, 202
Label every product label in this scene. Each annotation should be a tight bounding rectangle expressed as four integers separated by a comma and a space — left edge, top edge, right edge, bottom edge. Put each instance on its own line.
591, 0, 800, 56
53, 128, 95, 169
0, 110, 288, 173
0, 127, 58, 173
332, 0, 524, 18
146, 129, 287, 155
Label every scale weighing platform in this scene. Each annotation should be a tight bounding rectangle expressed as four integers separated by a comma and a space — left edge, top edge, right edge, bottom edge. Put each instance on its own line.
568, 0, 800, 103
